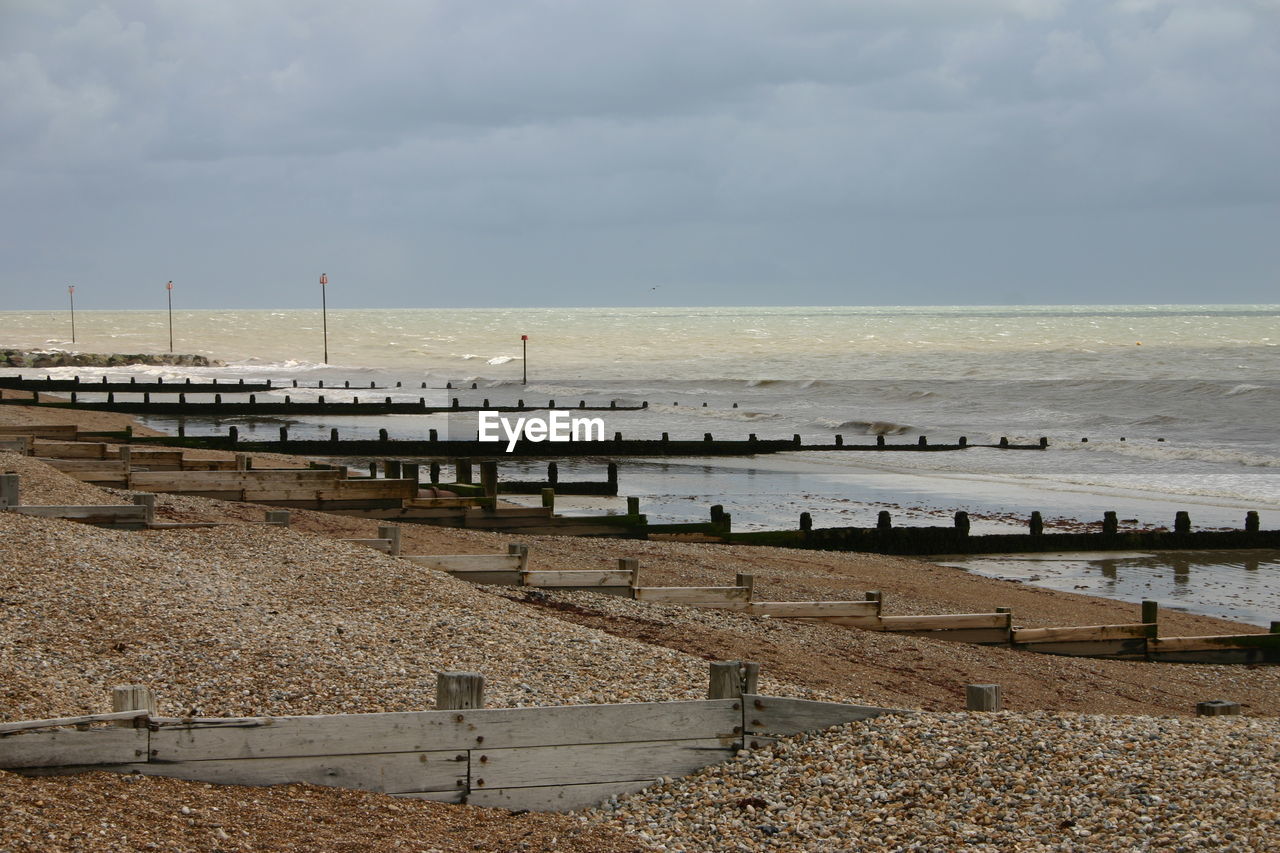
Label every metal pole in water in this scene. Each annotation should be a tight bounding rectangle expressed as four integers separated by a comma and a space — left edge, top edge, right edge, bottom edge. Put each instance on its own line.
521, 334, 528, 385
320, 272, 329, 363
166, 281, 174, 352
68, 285, 76, 343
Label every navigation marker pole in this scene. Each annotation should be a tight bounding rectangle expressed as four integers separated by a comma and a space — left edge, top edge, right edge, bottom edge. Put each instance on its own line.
166, 281, 174, 352
68, 285, 76, 344
320, 272, 329, 364
522, 334, 528, 385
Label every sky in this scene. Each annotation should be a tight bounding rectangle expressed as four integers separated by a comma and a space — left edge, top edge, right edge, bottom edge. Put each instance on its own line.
1, 0, 1277, 310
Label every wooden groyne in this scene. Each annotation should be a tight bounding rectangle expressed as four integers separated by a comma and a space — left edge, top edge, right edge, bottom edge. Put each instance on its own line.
0, 396, 642, 416
0, 670, 904, 811
409, 546, 1279, 664
720, 510, 1279, 556
112, 432, 1045, 456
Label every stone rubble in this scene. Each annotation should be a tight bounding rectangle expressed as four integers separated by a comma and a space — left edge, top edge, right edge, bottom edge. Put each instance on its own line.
588, 711, 1280, 852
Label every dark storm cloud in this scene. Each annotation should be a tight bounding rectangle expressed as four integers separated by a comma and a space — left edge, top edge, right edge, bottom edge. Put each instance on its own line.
1, 0, 1277, 307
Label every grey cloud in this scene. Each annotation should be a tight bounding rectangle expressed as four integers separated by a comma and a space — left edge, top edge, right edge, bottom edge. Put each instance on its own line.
0, 0, 1277, 307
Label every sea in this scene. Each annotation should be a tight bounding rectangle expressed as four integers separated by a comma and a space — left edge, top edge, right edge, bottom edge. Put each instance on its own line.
3, 304, 1278, 624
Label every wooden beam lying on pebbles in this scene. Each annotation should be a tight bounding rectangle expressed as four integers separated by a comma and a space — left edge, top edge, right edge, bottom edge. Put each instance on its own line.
0, 710, 150, 735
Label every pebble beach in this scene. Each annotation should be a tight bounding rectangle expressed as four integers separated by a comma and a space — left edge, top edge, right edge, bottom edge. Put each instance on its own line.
2, 401, 1279, 851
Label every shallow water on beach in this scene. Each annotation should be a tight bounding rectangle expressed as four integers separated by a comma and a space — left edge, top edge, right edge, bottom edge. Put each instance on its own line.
938, 550, 1280, 627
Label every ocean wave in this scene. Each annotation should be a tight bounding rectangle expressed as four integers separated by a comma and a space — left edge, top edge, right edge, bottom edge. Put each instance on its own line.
1068, 440, 1280, 469
813, 418, 913, 435
487, 355, 518, 365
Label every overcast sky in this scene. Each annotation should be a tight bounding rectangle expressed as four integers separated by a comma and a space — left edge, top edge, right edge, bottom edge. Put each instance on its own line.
1, 0, 1277, 309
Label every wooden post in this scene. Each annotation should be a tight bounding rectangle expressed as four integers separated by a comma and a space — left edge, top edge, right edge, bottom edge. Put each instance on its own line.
1246, 511, 1260, 533
1196, 700, 1241, 716
626, 496, 640, 516
429, 461, 441, 484
954, 511, 970, 536
1174, 511, 1191, 535
402, 463, 419, 485
265, 510, 291, 527
111, 685, 155, 727
607, 462, 618, 488
541, 488, 555, 511
119, 446, 132, 474
384, 459, 402, 479
480, 460, 498, 498
1141, 599, 1159, 625
377, 525, 402, 556
1029, 511, 1044, 536
877, 511, 892, 531
735, 573, 755, 601
368, 462, 378, 478
508, 543, 530, 570
436, 672, 484, 710
799, 512, 812, 531
965, 684, 1002, 711
708, 661, 744, 699
0, 472, 19, 508
1271, 621, 1280, 634
741, 661, 760, 696
455, 459, 473, 484
279, 426, 288, 442
131, 493, 156, 525
619, 557, 640, 591
546, 462, 558, 484
235, 453, 250, 471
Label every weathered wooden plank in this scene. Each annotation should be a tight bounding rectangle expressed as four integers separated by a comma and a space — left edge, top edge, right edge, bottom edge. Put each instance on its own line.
463, 507, 554, 519
149, 701, 741, 761
0, 425, 79, 439
11, 505, 147, 521
342, 538, 394, 553
1013, 624, 1152, 644
1016, 639, 1149, 659
521, 570, 633, 588
1149, 633, 1279, 652
892, 627, 1013, 645
39, 458, 128, 472
0, 710, 149, 735
789, 615, 882, 629
465, 780, 655, 812
634, 587, 751, 609
128, 470, 339, 489
404, 497, 484, 508
101, 751, 465, 794
32, 439, 105, 458
743, 696, 907, 737
472, 739, 736, 790
0, 728, 149, 769
878, 613, 1011, 631
0, 437, 34, 455
391, 790, 466, 803
1148, 633, 1280, 663
402, 554, 523, 572
747, 601, 879, 619
445, 570, 523, 586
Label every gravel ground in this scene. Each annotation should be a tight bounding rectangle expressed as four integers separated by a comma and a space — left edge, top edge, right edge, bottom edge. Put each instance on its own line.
0, 771, 645, 853
588, 711, 1280, 852
2, 409, 1279, 851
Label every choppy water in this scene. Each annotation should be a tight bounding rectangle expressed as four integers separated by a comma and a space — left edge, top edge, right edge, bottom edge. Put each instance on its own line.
4, 304, 1278, 623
